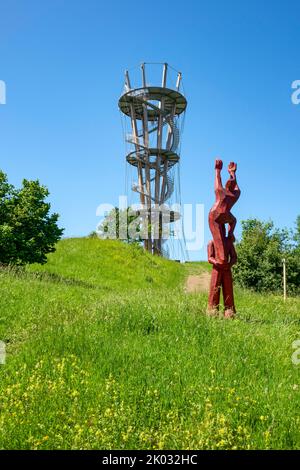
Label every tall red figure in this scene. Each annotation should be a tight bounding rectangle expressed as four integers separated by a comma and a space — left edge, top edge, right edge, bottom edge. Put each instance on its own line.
208, 159, 240, 317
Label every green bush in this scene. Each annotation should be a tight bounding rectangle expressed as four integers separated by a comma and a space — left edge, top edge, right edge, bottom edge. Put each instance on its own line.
234, 218, 300, 294
0, 170, 63, 265
96, 206, 142, 243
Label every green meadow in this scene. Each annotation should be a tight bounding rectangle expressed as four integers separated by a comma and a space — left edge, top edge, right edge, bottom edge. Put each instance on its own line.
0, 238, 299, 449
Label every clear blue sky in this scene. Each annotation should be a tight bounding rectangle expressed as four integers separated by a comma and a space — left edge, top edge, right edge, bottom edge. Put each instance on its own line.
0, 0, 299, 260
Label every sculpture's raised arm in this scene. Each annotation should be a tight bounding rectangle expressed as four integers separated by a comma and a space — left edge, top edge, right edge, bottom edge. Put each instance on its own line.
226, 162, 240, 197
214, 159, 223, 192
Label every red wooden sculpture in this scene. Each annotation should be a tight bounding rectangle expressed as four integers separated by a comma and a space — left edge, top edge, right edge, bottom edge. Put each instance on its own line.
207, 159, 241, 317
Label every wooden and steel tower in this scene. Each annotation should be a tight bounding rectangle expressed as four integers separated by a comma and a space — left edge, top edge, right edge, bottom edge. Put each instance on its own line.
118, 63, 187, 256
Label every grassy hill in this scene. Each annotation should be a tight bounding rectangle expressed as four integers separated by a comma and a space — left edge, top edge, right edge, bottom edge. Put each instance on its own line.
0, 238, 300, 449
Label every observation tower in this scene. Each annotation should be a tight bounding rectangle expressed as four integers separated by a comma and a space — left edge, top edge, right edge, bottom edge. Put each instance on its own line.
118, 62, 187, 256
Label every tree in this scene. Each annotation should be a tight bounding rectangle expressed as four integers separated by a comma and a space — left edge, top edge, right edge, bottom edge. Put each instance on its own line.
288, 216, 300, 291
0, 170, 63, 265
96, 207, 142, 243
234, 218, 300, 294
293, 215, 300, 246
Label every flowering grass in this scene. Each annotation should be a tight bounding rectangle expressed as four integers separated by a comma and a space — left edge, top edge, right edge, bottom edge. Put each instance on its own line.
0, 238, 300, 449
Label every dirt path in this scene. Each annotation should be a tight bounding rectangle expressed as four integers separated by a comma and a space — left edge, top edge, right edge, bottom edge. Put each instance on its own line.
185, 272, 211, 293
